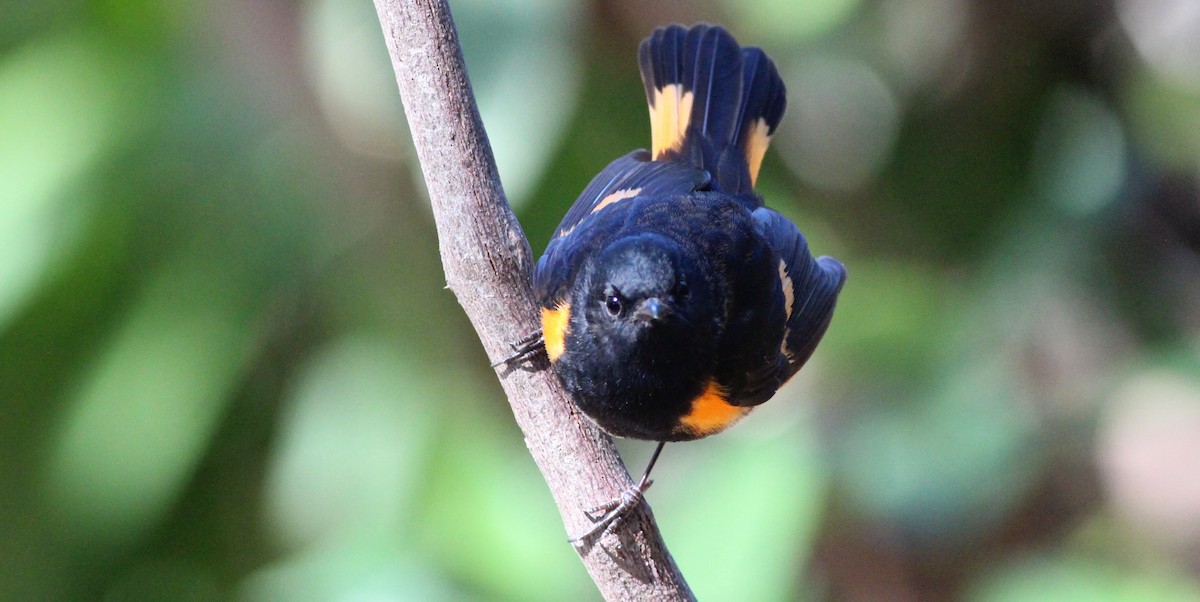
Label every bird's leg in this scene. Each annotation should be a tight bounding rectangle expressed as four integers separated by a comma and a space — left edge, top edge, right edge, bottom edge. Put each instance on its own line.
569, 440, 667, 543
490, 329, 545, 367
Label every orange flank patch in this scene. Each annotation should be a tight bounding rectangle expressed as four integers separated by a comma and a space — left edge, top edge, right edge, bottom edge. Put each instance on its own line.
677, 380, 750, 437
592, 187, 642, 214
541, 303, 571, 362
650, 84, 694, 159
743, 118, 772, 186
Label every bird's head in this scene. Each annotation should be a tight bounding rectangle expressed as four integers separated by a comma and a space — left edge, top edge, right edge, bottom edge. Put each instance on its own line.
573, 235, 710, 349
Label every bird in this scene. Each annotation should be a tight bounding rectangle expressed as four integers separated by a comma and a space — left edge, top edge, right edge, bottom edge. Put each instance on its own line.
500, 23, 846, 542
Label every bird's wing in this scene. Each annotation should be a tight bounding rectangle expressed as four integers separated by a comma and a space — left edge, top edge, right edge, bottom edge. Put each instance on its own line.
752, 207, 846, 379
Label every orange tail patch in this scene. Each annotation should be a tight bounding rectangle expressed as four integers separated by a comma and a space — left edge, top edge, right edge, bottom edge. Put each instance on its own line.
649, 84, 694, 159
744, 118, 773, 186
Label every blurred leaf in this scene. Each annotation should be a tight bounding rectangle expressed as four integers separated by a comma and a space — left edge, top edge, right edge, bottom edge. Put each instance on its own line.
874, 0, 969, 93
263, 335, 438, 549
101, 560, 224, 602
969, 554, 1200, 602
1031, 86, 1127, 216
1125, 69, 1200, 169
454, 0, 585, 206
517, 31, 647, 255
835, 362, 1039, 541
1098, 365, 1200, 547
43, 252, 260, 549
416, 398, 594, 601
778, 57, 900, 193
0, 0, 71, 43
1117, 0, 1200, 92
658, 431, 827, 601
0, 32, 140, 328
818, 257, 957, 387
242, 540, 469, 602
302, 0, 410, 159
93, 0, 194, 50
724, 0, 863, 44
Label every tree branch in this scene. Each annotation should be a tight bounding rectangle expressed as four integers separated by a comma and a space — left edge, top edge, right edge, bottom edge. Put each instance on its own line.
370, 1, 694, 599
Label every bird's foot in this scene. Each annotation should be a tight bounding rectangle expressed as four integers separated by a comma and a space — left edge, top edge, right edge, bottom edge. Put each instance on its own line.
568, 478, 654, 544
490, 330, 545, 367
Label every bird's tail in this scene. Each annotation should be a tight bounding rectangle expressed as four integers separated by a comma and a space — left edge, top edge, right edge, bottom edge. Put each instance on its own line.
638, 23, 786, 193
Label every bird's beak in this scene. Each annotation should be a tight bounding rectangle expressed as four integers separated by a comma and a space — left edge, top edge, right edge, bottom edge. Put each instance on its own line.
633, 297, 671, 322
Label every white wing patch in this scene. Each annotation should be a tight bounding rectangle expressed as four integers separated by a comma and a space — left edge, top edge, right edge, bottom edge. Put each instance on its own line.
778, 258, 795, 359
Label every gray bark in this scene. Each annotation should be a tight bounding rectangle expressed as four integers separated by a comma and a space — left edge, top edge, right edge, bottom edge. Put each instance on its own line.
370, 1, 695, 599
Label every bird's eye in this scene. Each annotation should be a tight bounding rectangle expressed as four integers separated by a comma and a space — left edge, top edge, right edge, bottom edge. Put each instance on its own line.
675, 280, 689, 298
605, 294, 623, 316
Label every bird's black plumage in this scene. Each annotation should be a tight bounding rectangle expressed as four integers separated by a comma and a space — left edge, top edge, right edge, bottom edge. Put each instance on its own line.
526, 22, 847, 543
533, 24, 845, 447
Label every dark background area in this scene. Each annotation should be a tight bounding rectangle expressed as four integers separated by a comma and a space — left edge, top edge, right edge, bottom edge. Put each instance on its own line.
2, 0, 1199, 599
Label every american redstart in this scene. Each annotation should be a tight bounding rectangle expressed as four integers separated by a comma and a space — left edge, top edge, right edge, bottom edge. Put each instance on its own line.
498, 23, 845, 542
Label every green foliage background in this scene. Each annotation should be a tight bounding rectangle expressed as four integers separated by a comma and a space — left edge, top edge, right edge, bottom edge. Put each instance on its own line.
2, 0, 1200, 600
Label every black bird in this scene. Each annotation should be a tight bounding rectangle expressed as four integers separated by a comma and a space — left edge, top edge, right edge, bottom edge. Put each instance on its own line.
511, 23, 846, 541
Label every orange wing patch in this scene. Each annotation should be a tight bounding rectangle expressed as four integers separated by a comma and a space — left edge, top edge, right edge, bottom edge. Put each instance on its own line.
541, 303, 571, 362
650, 84, 694, 159
677, 380, 751, 437
558, 188, 644, 239
592, 187, 642, 214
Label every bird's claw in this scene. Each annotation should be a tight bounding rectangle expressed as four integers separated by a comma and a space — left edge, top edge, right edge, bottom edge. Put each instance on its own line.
490, 330, 545, 367
569, 479, 654, 544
